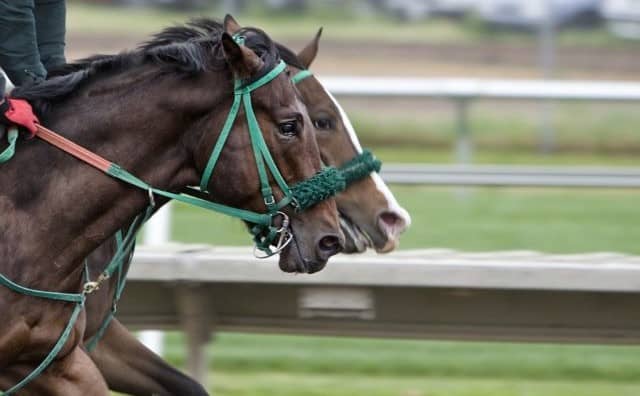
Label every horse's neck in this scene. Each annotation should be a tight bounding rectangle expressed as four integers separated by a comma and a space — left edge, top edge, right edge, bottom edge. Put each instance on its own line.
0, 88, 199, 290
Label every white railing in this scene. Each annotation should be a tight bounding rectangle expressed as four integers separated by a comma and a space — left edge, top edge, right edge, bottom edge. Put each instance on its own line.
120, 246, 640, 383
321, 77, 640, 164
381, 164, 640, 187
321, 77, 640, 101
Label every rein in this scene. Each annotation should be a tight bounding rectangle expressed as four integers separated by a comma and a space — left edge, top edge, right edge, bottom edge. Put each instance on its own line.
0, 57, 381, 395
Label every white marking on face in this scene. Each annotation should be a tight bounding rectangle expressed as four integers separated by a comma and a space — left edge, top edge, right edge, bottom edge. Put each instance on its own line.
320, 82, 412, 228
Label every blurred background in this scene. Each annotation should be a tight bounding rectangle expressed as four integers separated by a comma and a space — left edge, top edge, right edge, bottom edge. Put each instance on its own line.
65, 1, 640, 395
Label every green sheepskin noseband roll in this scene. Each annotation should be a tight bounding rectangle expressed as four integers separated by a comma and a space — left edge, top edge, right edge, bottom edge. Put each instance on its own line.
288, 149, 382, 211
290, 167, 346, 211
339, 149, 382, 186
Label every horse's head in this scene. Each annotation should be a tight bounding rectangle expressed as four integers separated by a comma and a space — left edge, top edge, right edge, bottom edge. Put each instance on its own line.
188, 17, 343, 273
279, 31, 411, 253
33, 17, 343, 273
125, 18, 408, 257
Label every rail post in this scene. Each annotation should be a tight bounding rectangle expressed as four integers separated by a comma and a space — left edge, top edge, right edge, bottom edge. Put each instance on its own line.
176, 283, 213, 384
455, 98, 472, 165
139, 203, 173, 355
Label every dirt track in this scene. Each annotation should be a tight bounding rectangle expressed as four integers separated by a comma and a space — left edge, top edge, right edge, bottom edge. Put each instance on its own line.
67, 32, 640, 80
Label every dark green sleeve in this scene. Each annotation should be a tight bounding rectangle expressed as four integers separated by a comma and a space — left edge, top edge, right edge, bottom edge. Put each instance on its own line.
34, 0, 66, 71
0, 0, 46, 85
0, 71, 5, 96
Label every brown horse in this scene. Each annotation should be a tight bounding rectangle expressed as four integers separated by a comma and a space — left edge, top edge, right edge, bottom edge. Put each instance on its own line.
0, 17, 342, 395
283, 30, 411, 254
68, 20, 411, 396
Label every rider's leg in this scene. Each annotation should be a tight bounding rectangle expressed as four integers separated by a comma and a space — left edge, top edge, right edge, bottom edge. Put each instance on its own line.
88, 319, 209, 396
0, 0, 47, 85
34, 0, 66, 72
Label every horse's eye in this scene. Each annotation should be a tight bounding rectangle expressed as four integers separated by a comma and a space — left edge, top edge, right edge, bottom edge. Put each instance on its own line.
313, 118, 333, 130
279, 121, 298, 137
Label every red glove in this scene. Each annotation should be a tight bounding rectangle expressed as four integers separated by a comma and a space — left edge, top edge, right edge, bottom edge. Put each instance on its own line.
0, 97, 39, 136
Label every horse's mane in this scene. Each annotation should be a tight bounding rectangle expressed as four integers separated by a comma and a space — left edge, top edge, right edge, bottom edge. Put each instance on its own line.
13, 18, 281, 114
161, 18, 307, 71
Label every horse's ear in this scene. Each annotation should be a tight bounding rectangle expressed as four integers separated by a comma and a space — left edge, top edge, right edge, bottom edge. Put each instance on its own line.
221, 32, 264, 79
297, 27, 323, 69
224, 14, 242, 35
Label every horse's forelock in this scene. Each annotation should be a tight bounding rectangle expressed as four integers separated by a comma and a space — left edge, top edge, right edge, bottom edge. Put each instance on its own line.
235, 27, 280, 83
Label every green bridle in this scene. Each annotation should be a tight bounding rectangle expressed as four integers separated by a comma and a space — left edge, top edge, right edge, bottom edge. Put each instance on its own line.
0, 40, 383, 396
196, 54, 345, 256
199, 58, 301, 255
83, 62, 383, 355
109, 52, 346, 257
192, 37, 380, 256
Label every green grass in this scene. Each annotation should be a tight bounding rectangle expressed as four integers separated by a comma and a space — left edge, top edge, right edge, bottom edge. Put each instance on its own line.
156, 151, 640, 396
346, 101, 640, 159
167, 333, 640, 381
116, 371, 640, 396
209, 373, 640, 396
156, 333, 640, 396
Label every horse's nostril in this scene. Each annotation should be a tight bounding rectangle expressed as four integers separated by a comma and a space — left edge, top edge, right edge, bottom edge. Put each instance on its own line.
318, 234, 343, 257
379, 211, 405, 231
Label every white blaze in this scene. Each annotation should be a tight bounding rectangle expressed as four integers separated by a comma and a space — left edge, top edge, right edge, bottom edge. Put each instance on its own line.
321, 83, 412, 227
